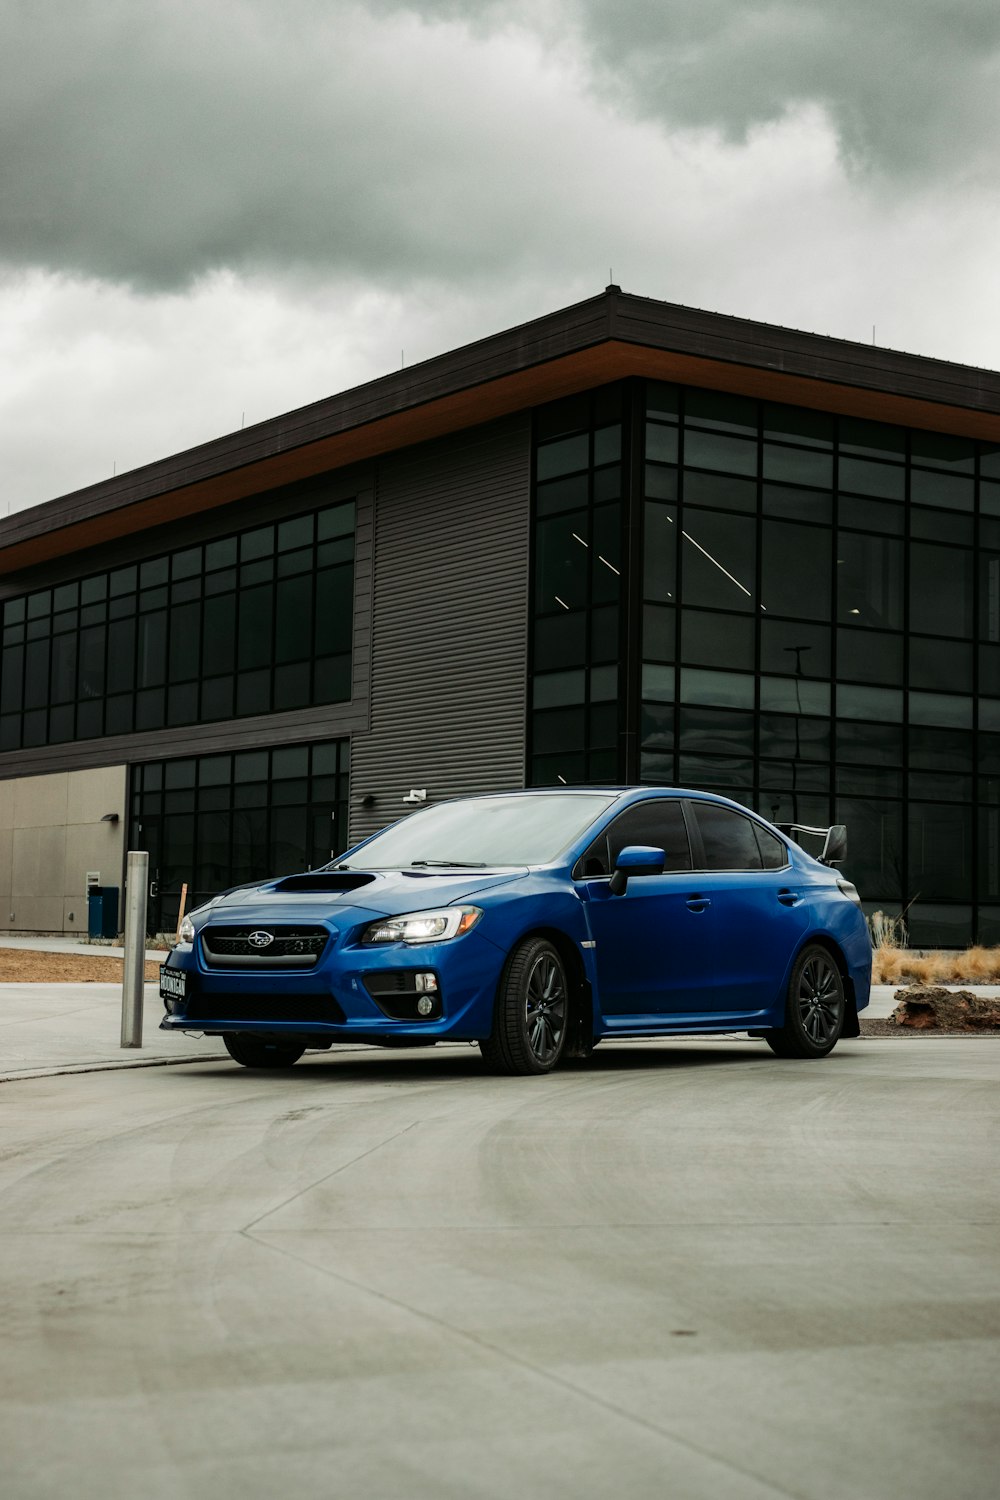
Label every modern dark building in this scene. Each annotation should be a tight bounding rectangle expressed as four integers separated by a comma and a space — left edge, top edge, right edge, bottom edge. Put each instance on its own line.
0, 287, 997, 944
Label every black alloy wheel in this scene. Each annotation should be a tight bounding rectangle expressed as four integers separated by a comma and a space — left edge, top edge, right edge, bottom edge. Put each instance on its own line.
224, 1034, 306, 1068
765, 944, 846, 1059
480, 937, 569, 1076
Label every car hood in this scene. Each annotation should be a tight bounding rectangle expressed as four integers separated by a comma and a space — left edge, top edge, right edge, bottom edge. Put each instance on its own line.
195, 867, 529, 926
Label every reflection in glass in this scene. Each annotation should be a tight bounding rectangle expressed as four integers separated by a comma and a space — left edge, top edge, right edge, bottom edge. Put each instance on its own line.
837, 533, 903, 628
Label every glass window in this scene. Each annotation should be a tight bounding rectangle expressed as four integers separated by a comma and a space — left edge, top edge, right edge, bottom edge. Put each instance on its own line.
680, 669, 754, 709
908, 691, 972, 729
763, 404, 832, 448
759, 713, 830, 762
981, 553, 1000, 643
762, 445, 832, 489
536, 433, 588, 480
684, 430, 757, 477
838, 418, 906, 461
836, 627, 902, 685
838, 457, 905, 500
683, 471, 756, 513
761, 519, 831, 620
754, 824, 787, 868
533, 670, 586, 709
837, 533, 903, 628
643, 503, 676, 602
685, 388, 756, 435
679, 705, 755, 758
760, 619, 830, 678
536, 473, 589, 517
837, 495, 904, 534
646, 425, 678, 465
909, 803, 972, 899
835, 720, 902, 766
534, 611, 587, 671
907, 904, 973, 949
691, 801, 762, 870
908, 637, 972, 692
836, 798, 903, 899
836, 683, 903, 722
910, 470, 973, 511
680, 611, 753, 671
910, 544, 973, 638
644, 604, 675, 662
681, 509, 756, 612
910, 431, 974, 472
578, 799, 691, 877
761, 485, 831, 524
647, 382, 679, 420
758, 676, 830, 716
536, 511, 589, 613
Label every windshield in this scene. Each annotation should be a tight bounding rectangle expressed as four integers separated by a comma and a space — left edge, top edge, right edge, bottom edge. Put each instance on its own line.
337, 793, 617, 869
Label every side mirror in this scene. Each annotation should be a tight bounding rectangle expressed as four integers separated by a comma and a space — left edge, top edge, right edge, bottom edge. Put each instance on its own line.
609, 844, 666, 896
821, 825, 847, 865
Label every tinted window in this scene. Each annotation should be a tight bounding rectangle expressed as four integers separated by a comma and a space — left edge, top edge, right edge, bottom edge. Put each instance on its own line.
576, 799, 691, 877
754, 824, 787, 869
692, 803, 763, 870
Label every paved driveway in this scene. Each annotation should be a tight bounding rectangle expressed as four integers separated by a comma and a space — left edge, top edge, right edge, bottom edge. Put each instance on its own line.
2, 1038, 998, 1500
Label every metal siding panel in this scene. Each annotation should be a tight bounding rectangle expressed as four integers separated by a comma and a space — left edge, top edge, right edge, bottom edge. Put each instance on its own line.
348, 415, 530, 844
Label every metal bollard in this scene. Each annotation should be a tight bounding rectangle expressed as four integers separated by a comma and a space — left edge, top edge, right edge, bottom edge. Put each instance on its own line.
121, 850, 149, 1048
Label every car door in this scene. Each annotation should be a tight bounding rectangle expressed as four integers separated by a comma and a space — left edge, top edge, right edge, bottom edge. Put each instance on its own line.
577, 797, 718, 1025
684, 799, 810, 1018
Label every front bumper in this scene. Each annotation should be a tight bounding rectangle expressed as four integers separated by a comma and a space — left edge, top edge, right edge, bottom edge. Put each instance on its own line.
159, 923, 505, 1044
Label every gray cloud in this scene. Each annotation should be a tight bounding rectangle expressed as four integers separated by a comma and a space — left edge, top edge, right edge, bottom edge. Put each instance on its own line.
3, 2, 998, 292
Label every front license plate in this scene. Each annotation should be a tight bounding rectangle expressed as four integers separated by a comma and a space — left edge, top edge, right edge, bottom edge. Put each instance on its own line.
159, 965, 189, 1002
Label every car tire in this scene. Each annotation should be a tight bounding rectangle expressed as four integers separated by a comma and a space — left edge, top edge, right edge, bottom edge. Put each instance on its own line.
764, 944, 846, 1059
224, 1034, 305, 1068
480, 937, 568, 1076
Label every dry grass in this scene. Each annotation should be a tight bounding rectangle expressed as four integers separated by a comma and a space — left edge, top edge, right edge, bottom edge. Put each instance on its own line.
872, 944, 1000, 986
0, 948, 162, 983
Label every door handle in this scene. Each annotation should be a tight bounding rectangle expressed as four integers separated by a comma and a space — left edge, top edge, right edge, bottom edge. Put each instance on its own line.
149, 881, 159, 898
777, 889, 800, 906
686, 895, 711, 913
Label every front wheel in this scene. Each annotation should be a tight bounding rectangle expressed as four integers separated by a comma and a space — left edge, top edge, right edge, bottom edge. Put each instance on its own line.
224, 1034, 305, 1069
480, 937, 568, 1076
764, 945, 846, 1059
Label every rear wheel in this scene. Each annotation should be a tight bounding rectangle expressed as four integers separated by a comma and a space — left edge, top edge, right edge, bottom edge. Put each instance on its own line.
224, 1034, 305, 1069
480, 937, 568, 1076
765, 945, 845, 1059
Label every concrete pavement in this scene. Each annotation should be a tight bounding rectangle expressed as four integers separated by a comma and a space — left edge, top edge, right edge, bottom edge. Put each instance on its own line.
1, 1035, 998, 1500
1, 966, 997, 1082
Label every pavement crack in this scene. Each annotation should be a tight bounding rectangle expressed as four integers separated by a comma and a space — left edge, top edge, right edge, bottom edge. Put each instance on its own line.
238, 1120, 421, 1234
241, 1228, 804, 1500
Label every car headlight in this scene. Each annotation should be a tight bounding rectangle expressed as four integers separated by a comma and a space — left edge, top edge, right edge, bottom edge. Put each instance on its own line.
361, 906, 483, 945
178, 914, 196, 943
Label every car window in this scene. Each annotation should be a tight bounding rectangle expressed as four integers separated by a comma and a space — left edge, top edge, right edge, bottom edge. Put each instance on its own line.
575, 799, 692, 877
691, 802, 763, 871
753, 823, 787, 869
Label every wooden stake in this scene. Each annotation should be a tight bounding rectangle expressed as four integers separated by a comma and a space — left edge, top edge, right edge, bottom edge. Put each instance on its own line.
174, 883, 189, 946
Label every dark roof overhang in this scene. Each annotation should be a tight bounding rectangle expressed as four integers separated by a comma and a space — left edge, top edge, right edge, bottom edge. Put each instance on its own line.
2, 286, 999, 576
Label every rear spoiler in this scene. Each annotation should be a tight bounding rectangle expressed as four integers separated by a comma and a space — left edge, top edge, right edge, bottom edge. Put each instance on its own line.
776, 823, 847, 867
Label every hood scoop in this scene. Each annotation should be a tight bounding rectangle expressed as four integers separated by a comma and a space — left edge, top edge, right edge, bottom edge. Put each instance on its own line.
272, 872, 376, 895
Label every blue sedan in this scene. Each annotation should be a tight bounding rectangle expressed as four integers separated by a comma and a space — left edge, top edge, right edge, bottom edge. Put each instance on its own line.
159, 787, 872, 1075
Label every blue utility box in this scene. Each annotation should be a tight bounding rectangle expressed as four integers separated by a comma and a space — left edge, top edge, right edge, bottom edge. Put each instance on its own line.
87, 886, 119, 940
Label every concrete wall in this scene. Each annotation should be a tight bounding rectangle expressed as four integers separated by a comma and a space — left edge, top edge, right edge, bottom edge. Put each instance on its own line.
0, 765, 127, 934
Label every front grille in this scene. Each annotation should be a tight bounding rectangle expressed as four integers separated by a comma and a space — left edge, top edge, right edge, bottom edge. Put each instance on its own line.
184, 993, 345, 1024
201, 925, 329, 969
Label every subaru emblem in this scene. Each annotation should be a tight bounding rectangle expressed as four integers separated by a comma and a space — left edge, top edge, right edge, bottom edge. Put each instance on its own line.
247, 930, 274, 949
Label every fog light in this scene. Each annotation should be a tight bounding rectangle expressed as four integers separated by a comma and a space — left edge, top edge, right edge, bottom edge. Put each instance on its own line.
415, 973, 438, 993
416, 995, 434, 1017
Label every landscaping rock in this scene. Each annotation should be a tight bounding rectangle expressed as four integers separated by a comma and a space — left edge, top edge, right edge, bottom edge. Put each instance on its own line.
892, 986, 1000, 1031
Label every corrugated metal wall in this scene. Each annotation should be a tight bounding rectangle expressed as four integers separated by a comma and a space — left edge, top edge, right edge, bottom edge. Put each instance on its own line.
349, 414, 531, 843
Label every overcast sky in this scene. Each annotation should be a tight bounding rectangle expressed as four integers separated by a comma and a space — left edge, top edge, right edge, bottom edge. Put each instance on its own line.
3, 0, 999, 514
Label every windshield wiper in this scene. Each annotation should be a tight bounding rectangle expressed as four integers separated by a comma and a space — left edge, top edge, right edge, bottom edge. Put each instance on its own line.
410, 859, 488, 869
